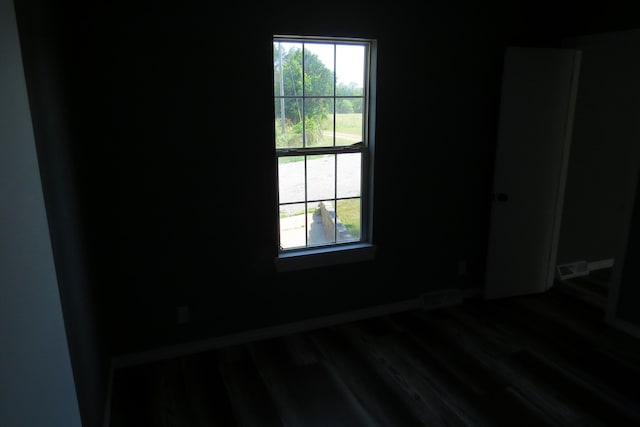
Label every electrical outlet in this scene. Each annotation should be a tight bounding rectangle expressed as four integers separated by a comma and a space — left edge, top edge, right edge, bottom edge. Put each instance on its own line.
177, 306, 189, 324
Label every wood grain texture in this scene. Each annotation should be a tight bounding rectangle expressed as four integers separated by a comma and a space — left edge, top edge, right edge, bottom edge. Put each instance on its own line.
110, 286, 640, 427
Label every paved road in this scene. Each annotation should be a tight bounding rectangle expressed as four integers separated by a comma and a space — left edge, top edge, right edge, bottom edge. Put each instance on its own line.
278, 153, 361, 248
278, 153, 361, 207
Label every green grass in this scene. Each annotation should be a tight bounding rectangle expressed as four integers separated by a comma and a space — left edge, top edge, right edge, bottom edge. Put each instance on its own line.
337, 198, 361, 238
276, 113, 362, 149
279, 199, 361, 239
321, 113, 362, 145
328, 113, 362, 134
277, 155, 304, 165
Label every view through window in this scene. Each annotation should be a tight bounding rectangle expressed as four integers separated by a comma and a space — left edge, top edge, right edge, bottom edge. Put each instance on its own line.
273, 36, 375, 254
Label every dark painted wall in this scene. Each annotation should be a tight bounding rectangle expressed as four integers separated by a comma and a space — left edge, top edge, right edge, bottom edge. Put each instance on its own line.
558, 32, 640, 266
13, 0, 640, 424
14, 1, 580, 357
93, 2, 510, 354
553, 7, 640, 328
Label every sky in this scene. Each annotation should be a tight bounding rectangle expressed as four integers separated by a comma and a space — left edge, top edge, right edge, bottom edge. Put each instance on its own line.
309, 43, 365, 86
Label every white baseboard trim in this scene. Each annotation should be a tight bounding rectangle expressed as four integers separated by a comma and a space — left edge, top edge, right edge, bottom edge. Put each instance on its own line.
587, 258, 614, 271
103, 288, 479, 426
557, 258, 615, 280
111, 297, 423, 371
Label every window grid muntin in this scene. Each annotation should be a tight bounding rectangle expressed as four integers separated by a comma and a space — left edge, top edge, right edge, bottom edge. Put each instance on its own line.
275, 35, 371, 253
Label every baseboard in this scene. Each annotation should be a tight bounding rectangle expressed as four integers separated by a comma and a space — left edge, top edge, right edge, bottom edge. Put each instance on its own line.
557, 258, 614, 280
587, 258, 614, 271
104, 288, 479, 426
111, 287, 482, 372
111, 298, 423, 371
420, 288, 463, 309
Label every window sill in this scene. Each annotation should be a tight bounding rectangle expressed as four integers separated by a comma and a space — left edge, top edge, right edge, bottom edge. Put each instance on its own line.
274, 243, 377, 272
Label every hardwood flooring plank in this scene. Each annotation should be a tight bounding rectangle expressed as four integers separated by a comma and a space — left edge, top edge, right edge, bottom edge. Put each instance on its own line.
144, 358, 198, 427
384, 311, 567, 427
308, 327, 424, 427
500, 385, 565, 427
217, 344, 284, 427
371, 316, 502, 426
409, 308, 593, 426
110, 289, 640, 427
338, 321, 492, 427
554, 280, 607, 309
453, 297, 640, 421
510, 350, 640, 426
110, 364, 155, 427
185, 351, 237, 426
489, 294, 640, 399
282, 332, 323, 366
384, 311, 501, 397
446, 303, 634, 426
249, 336, 375, 427
514, 290, 640, 362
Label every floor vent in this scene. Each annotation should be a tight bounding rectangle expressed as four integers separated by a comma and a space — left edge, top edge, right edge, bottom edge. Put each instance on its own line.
557, 261, 589, 280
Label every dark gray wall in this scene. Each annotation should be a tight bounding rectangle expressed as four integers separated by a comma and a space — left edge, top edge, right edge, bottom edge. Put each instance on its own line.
558, 30, 640, 266
11, 0, 592, 358
9, 1, 640, 426
15, 0, 640, 367
88, 2, 514, 355
0, 0, 81, 425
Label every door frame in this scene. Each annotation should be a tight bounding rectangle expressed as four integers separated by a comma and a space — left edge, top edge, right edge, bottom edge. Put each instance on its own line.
484, 47, 581, 299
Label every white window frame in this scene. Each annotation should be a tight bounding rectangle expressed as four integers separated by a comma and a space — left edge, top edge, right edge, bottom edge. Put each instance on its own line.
273, 35, 377, 272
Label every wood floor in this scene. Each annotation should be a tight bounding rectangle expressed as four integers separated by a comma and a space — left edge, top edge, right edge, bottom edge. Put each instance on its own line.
109, 284, 640, 427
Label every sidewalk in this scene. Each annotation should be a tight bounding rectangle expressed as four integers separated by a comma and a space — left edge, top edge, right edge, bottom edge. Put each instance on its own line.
280, 210, 330, 249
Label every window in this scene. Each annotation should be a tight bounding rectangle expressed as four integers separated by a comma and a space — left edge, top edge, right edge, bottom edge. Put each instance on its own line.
273, 35, 377, 271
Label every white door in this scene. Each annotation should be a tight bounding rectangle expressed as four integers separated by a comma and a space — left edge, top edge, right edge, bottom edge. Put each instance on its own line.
484, 47, 581, 299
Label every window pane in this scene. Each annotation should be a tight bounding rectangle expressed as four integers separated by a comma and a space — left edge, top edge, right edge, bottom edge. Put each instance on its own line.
304, 43, 334, 96
304, 98, 333, 148
307, 154, 335, 201
274, 36, 372, 254
309, 200, 335, 246
278, 156, 305, 204
337, 153, 361, 198
336, 44, 364, 88
275, 98, 303, 149
335, 100, 363, 147
279, 203, 307, 249
336, 198, 361, 242
273, 42, 302, 97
